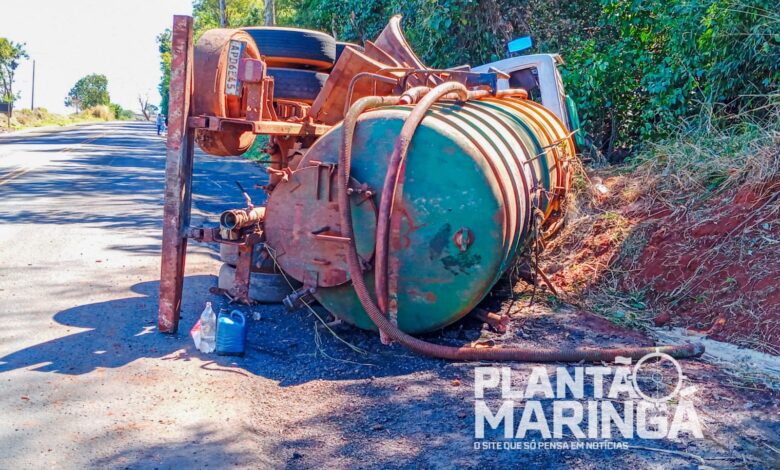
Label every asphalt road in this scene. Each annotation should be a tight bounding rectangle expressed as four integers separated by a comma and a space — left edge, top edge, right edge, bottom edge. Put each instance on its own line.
0, 122, 272, 468
0, 122, 777, 469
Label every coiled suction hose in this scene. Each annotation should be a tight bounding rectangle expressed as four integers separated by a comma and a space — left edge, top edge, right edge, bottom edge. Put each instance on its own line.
337, 83, 704, 362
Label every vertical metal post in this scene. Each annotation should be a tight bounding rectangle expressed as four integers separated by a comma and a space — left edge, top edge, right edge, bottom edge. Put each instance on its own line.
159, 15, 195, 334
30, 60, 36, 110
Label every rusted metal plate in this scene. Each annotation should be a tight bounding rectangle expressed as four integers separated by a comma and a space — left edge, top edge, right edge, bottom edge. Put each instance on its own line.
193, 28, 261, 156
374, 15, 433, 87
187, 116, 330, 137
158, 15, 195, 334
263, 165, 377, 287
238, 57, 266, 83
309, 46, 400, 125
252, 120, 330, 136
363, 40, 401, 67
232, 242, 254, 303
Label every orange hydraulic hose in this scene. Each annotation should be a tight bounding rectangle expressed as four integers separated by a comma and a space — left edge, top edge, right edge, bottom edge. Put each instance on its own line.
374, 82, 470, 315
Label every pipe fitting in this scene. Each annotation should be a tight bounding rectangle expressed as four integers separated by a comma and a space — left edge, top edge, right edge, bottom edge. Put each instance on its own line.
220, 206, 266, 231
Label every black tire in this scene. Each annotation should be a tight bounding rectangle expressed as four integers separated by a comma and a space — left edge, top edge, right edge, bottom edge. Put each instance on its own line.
218, 263, 300, 303
242, 27, 335, 70
268, 68, 328, 103
335, 41, 364, 63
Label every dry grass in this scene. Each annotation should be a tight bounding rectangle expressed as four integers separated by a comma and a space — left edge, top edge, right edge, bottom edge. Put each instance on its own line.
0, 106, 118, 131
631, 111, 780, 210
80, 105, 114, 120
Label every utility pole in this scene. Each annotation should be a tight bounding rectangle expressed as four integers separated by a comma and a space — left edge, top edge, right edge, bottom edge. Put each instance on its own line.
30, 60, 35, 110
265, 0, 275, 26
218, 0, 227, 27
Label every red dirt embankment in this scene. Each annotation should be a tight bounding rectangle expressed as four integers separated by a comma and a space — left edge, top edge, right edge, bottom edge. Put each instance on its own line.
634, 179, 780, 351
547, 174, 780, 355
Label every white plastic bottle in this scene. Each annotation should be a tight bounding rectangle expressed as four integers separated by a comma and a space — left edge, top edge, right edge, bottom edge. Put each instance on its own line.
199, 302, 217, 353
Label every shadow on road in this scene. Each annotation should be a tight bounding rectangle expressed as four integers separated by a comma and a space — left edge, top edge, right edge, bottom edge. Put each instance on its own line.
0, 276, 441, 384
0, 121, 269, 259
0, 277, 212, 375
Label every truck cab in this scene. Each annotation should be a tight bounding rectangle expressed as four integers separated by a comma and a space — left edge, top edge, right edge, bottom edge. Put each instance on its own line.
473, 54, 583, 149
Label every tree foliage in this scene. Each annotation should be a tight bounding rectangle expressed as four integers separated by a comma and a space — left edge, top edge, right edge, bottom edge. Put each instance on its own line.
157, 0, 778, 155
156, 30, 172, 116
0, 38, 28, 115
560, 0, 780, 154
192, 0, 265, 36
293, 0, 778, 155
65, 73, 110, 111
109, 102, 135, 120
291, 0, 599, 67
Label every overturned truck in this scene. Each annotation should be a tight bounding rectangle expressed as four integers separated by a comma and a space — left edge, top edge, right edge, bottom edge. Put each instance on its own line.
159, 15, 702, 362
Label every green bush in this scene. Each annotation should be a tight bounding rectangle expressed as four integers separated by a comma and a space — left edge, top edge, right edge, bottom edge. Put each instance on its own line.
109, 102, 135, 120
560, 0, 779, 155
291, 0, 779, 156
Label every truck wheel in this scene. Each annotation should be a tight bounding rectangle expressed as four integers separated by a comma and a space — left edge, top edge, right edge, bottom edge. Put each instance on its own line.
268, 68, 328, 103
242, 27, 335, 70
218, 263, 299, 303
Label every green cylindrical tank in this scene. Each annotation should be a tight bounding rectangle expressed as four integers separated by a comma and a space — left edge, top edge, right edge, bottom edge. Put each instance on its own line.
263, 96, 573, 333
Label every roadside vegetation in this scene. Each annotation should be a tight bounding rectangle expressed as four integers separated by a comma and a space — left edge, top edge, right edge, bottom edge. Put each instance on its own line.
0, 38, 27, 120
64, 73, 134, 120
0, 71, 136, 131
0, 105, 134, 130
2, 35, 141, 132
544, 114, 779, 352
159, 0, 777, 156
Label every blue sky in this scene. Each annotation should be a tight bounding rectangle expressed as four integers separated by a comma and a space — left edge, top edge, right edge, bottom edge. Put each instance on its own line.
1, 0, 194, 114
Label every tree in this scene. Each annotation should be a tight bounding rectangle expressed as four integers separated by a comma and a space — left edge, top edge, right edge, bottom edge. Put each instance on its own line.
65, 73, 109, 112
191, 0, 264, 34
0, 38, 28, 122
156, 29, 172, 117
138, 93, 158, 121
218, 0, 228, 27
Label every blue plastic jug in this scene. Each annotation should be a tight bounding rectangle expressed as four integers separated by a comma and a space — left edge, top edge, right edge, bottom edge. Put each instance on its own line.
216, 310, 247, 356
